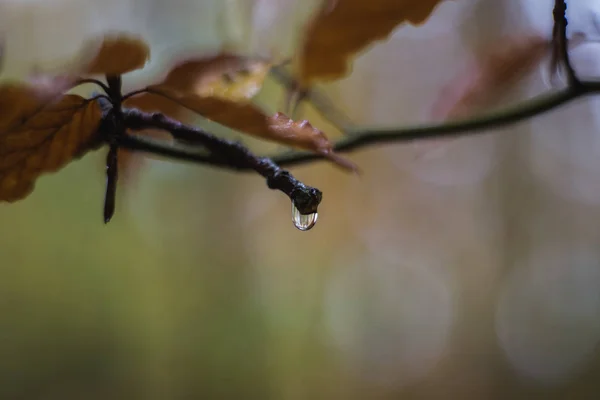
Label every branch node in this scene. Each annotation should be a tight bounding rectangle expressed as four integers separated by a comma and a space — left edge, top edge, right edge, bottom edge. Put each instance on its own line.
291, 186, 322, 215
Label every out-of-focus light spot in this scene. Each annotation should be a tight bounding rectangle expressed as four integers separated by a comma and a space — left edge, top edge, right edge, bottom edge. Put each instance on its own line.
529, 101, 600, 205
529, 31, 600, 204
496, 244, 600, 385
570, 42, 600, 79
324, 252, 453, 387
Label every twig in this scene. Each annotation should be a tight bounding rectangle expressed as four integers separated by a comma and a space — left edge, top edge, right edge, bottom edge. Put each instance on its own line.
238, 0, 593, 168
109, 1, 589, 219
174, 81, 598, 169
118, 81, 600, 172
553, 0, 579, 86
119, 109, 322, 214
104, 145, 118, 222
75, 78, 111, 94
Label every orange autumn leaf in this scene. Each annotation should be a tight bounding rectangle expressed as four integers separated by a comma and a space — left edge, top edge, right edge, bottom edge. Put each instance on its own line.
0, 83, 64, 132
124, 52, 270, 119
23, 33, 151, 186
79, 33, 150, 76
268, 111, 358, 171
0, 84, 102, 202
295, 0, 445, 85
25, 33, 152, 96
197, 64, 270, 101
127, 85, 357, 171
16, 34, 150, 190
121, 52, 356, 171
188, 55, 271, 101
121, 52, 270, 148
431, 35, 551, 120
118, 53, 273, 183
30, 33, 151, 83
165, 52, 269, 96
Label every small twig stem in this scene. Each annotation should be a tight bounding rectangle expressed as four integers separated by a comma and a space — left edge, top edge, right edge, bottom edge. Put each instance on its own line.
120, 109, 323, 214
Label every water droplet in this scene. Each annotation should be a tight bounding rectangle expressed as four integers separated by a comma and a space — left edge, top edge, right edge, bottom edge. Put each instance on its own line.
292, 203, 318, 231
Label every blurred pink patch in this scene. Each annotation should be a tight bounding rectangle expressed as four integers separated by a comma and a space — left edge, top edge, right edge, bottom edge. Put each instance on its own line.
26, 72, 77, 95
431, 34, 551, 121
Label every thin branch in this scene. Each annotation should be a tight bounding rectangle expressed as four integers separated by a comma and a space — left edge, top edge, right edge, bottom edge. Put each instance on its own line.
215, 0, 590, 169
104, 145, 118, 223
119, 109, 322, 214
92, 93, 115, 114
553, 0, 579, 86
110, 0, 592, 211
121, 88, 149, 102
179, 81, 598, 169
117, 0, 589, 174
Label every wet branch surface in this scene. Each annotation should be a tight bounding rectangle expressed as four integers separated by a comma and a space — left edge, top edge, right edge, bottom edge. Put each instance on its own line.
267, 80, 600, 168
107, 0, 588, 220
118, 110, 322, 214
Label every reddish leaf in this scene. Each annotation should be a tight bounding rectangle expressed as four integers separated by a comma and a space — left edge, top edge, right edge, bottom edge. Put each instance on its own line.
79, 33, 151, 76
0, 83, 63, 132
24, 33, 152, 98
120, 51, 356, 171
167, 53, 270, 101
0, 83, 103, 202
119, 53, 273, 182
21, 34, 152, 186
295, 0, 445, 86
124, 52, 271, 119
126, 85, 357, 171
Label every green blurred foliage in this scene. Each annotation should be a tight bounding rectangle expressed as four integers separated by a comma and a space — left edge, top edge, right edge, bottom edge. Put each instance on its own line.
3, 1, 600, 399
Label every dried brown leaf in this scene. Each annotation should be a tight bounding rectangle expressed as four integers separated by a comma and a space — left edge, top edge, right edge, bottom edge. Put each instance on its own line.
22, 34, 151, 186
78, 33, 150, 76
0, 84, 102, 202
125, 52, 270, 115
118, 53, 272, 181
295, 0, 445, 85
174, 53, 270, 101
120, 52, 270, 159
24, 33, 152, 97
121, 52, 356, 172
127, 85, 357, 171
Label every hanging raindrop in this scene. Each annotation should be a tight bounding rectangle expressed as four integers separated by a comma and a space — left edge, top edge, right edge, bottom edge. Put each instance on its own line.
291, 202, 318, 231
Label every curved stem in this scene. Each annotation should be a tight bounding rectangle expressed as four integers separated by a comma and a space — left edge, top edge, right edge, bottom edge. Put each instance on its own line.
121, 88, 150, 102
75, 78, 111, 94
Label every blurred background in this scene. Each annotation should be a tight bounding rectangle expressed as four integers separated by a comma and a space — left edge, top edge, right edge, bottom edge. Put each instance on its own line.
2, 0, 600, 398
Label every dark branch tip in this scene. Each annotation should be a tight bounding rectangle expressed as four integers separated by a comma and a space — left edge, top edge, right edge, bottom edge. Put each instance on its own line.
291, 186, 322, 215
